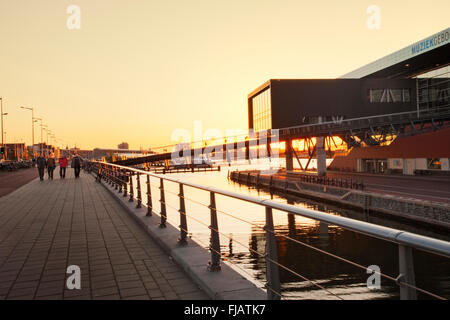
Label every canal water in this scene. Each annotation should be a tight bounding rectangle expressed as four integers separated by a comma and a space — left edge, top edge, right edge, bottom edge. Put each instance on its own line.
132, 161, 450, 300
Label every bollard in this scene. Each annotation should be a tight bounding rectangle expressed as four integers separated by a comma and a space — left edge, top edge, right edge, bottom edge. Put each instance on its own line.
136, 173, 142, 208
159, 178, 167, 228
397, 244, 417, 300
146, 175, 152, 216
208, 191, 221, 271
129, 172, 134, 202
178, 183, 188, 245
265, 206, 281, 300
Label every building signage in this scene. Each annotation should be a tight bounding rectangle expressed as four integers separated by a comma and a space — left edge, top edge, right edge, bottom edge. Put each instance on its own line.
411, 30, 449, 55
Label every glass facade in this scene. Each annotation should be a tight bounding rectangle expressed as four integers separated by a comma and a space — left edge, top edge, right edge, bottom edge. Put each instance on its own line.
252, 89, 272, 132
416, 64, 450, 110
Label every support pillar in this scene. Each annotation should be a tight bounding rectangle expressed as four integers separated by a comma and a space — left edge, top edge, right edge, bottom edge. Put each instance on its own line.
285, 139, 294, 172
317, 136, 326, 177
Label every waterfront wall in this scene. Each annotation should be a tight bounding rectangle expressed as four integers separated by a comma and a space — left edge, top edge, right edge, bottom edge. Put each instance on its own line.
230, 170, 450, 229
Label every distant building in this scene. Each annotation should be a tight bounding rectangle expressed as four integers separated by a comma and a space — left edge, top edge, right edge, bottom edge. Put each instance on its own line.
118, 142, 129, 149
4, 143, 27, 160
28, 143, 57, 158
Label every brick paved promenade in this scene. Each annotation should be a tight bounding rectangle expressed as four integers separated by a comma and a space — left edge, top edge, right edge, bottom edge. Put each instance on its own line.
0, 169, 209, 300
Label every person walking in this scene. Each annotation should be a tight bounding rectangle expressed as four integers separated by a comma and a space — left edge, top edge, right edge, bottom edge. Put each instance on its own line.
47, 154, 56, 180
36, 155, 46, 181
59, 155, 68, 179
71, 154, 82, 178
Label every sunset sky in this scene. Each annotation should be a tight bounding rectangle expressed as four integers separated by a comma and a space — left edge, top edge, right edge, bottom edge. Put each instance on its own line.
0, 0, 449, 150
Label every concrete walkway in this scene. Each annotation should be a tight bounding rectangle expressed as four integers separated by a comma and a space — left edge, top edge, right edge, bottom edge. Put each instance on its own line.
0, 169, 209, 300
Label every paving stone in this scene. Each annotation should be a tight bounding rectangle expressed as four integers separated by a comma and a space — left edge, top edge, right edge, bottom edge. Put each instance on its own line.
93, 294, 121, 300
92, 286, 119, 298
120, 287, 148, 298
123, 295, 150, 300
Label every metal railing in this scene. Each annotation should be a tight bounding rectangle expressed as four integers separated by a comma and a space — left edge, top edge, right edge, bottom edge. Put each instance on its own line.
85, 160, 450, 300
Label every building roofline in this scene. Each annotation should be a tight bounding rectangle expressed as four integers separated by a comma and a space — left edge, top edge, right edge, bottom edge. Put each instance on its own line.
341, 27, 450, 78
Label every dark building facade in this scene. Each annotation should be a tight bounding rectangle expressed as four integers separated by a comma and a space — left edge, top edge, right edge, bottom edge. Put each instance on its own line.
248, 28, 449, 133
248, 78, 417, 131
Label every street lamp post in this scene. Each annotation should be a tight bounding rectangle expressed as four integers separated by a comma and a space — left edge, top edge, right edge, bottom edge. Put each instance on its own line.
42, 125, 48, 157
0, 98, 8, 160
50, 134, 56, 156
3, 131, 6, 159
46, 129, 52, 157
0, 97, 8, 158
1, 97, 3, 147
33, 118, 43, 156
20, 106, 35, 158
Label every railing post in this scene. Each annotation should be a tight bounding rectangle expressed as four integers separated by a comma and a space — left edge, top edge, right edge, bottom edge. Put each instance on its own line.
114, 167, 118, 190
265, 206, 281, 300
110, 166, 113, 185
208, 191, 221, 271
118, 169, 123, 193
100, 164, 105, 182
123, 171, 128, 198
129, 172, 134, 202
96, 164, 101, 182
107, 166, 111, 184
397, 244, 417, 300
136, 173, 142, 208
146, 175, 152, 216
159, 178, 167, 228
103, 165, 107, 182
178, 183, 188, 245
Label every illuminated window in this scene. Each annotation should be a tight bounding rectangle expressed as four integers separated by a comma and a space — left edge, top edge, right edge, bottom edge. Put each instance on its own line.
252, 89, 272, 132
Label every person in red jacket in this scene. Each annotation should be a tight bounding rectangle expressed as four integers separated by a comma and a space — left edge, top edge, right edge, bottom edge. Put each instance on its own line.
59, 155, 68, 179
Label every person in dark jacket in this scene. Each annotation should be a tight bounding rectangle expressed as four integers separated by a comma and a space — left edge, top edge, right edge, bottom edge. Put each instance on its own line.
47, 154, 56, 180
36, 155, 46, 181
71, 154, 82, 178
